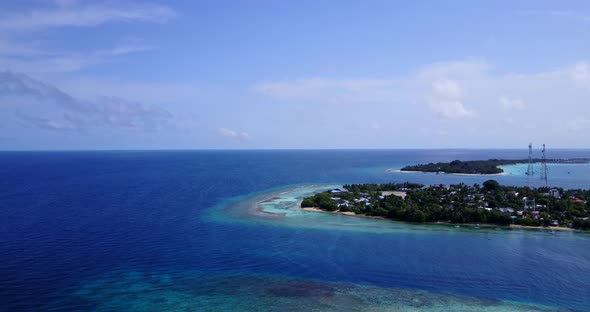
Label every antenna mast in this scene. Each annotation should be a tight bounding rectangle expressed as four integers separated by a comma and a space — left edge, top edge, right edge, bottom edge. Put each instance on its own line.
526, 143, 534, 188
540, 144, 549, 189
523, 143, 538, 213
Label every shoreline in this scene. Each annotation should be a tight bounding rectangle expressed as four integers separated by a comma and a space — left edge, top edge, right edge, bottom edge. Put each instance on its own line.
509, 224, 574, 231
301, 207, 577, 232
247, 185, 585, 233
385, 169, 509, 176
301, 207, 387, 220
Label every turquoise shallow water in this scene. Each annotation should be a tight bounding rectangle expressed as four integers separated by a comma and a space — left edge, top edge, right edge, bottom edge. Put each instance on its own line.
200, 184, 590, 311
381, 163, 590, 190
499, 163, 590, 188
63, 270, 568, 312
208, 184, 501, 234
2, 150, 589, 311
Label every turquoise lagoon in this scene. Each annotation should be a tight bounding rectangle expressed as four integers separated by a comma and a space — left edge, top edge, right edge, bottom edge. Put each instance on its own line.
197, 184, 590, 311
381, 162, 590, 190
499, 162, 590, 188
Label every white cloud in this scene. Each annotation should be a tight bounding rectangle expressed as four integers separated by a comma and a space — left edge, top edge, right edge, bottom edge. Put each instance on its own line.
251, 60, 590, 146
54, 77, 214, 104
253, 61, 482, 119
0, 70, 172, 131
0, 2, 170, 74
218, 128, 249, 140
428, 100, 473, 119
15, 112, 80, 131
499, 96, 526, 111
432, 79, 462, 98
428, 79, 473, 119
0, 3, 175, 31
0, 40, 153, 73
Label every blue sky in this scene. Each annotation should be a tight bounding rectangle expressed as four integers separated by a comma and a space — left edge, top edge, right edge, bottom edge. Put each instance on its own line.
1, 0, 590, 150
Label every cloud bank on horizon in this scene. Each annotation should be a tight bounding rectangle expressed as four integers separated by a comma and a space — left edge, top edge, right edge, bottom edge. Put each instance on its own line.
0, 1, 589, 149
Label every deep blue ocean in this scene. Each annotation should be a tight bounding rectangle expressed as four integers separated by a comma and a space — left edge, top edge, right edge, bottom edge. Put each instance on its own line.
1, 150, 590, 311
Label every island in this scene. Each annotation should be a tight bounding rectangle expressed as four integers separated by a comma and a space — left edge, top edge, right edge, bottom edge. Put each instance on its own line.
301, 181, 590, 230
400, 158, 590, 175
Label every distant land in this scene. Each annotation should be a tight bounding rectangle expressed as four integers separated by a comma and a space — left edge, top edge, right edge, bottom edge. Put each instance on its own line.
401, 158, 590, 175
301, 181, 590, 230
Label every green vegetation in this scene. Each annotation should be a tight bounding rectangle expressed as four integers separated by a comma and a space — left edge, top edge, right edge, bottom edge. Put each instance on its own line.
401, 159, 525, 174
343, 183, 422, 193
573, 218, 590, 230
401, 158, 590, 175
301, 192, 337, 211
301, 181, 590, 229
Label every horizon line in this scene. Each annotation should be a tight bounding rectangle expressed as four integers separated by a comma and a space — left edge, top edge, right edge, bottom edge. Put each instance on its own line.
2, 147, 590, 152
